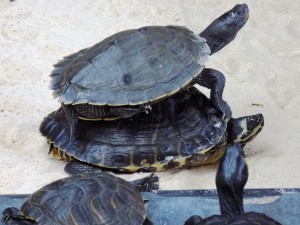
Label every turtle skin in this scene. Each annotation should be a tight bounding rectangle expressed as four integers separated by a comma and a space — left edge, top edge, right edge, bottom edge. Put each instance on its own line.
184, 145, 281, 225
40, 87, 227, 172
2, 173, 151, 225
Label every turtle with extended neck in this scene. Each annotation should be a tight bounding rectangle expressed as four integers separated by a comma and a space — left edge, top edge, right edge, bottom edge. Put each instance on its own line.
184, 144, 282, 225
49, 4, 249, 141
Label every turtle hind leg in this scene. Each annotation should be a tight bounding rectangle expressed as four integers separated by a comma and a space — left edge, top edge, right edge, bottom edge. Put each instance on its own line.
129, 173, 159, 192
64, 160, 134, 176
61, 104, 78, 142
194, 68, 232, 121
2, 207, 35, 225
64, 160, 103, 176
184, 215, 203, 225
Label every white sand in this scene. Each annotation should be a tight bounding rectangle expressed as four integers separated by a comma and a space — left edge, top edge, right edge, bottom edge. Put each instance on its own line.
0, 0, 299, 194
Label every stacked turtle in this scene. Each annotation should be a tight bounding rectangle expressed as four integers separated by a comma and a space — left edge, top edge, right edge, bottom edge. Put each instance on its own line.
1, 4, 281, 225
39, 4, 264, 174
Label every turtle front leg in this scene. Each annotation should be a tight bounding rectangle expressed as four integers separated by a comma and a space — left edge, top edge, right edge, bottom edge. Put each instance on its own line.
2, 207, 35, 225
194, 68, 232, 121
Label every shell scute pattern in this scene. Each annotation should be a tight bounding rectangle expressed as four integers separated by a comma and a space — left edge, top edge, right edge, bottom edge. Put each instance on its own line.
167, 27, 201, 67
20, 174, 146, 225
50, 26, 210, 105
40, 89, 227, 171
115, 30, 148, 54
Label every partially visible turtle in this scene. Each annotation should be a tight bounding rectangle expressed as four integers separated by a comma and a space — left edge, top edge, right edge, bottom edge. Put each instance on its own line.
49, 4, 249, 140
40, 87, 264, 173
184, 144, 282, 225
2, 173, 158, 225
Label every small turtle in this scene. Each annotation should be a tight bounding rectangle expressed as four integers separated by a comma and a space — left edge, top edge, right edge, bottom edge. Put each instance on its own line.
49, 4, 249, 140
184, 144, 282, 225
2, 173, 158, 225
40, 87, 263, 173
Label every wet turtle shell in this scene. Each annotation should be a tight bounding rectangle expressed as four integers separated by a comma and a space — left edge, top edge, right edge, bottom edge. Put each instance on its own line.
50, 26, 210, 106
2, 173, 151, 225
40, 87, 227, 172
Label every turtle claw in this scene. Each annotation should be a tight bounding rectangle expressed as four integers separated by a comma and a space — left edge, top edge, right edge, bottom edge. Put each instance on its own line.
142, 104, 152, 114
214, 100, 232, 122
221, 103, 232, 122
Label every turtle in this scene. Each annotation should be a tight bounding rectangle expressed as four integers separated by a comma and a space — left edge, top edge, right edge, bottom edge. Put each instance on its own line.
49, 4, 249, 141
184, 144, 282, 225
39, 87, 264, 173
2, 173, 159, 225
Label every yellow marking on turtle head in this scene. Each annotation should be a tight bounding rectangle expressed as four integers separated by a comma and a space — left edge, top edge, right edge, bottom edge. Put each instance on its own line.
234, 119, 263, 143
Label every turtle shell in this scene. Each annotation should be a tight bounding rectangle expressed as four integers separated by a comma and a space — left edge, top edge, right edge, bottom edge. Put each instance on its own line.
50, 26, 210, 105
19, 173, 147, 225
189, 212, 281, 225
40, 88, 226, 172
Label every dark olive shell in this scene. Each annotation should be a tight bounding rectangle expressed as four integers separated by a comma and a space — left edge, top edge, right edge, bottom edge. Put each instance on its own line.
40, 88, 226, 172
50, 26, 210, 105
20, 173, 146, 225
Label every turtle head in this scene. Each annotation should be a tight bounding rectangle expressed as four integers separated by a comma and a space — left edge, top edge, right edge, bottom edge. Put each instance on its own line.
227, 113, 264, 146
200, 4, 249, 54
216, 144, 248, 216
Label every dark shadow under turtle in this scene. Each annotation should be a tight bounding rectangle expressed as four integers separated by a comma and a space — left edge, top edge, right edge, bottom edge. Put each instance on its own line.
184, 144, 282, 225
40, 87, 264, 174
49, 4, 249, 141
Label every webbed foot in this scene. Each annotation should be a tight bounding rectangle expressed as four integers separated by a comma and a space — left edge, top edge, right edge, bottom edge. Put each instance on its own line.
130, 173, 159, 192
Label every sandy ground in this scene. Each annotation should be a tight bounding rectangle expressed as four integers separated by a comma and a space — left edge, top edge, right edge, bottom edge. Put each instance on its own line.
0, 0, 299, 194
